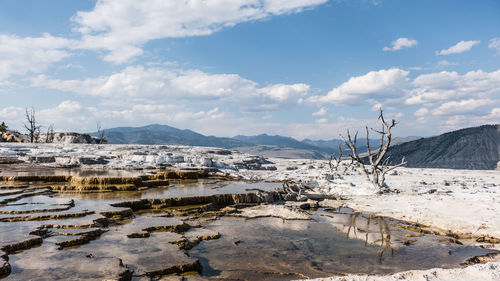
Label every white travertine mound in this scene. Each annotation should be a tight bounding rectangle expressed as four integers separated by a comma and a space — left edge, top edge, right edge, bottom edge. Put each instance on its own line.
302, 262, 500, 281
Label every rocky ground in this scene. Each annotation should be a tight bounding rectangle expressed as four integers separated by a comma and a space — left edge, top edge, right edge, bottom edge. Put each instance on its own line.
0, 143, 499, 280
302, 262, 500, 281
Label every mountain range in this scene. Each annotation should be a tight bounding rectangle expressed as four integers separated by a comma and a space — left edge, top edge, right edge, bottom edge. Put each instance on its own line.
95, 124, 390, 159
91, 123, 500, 170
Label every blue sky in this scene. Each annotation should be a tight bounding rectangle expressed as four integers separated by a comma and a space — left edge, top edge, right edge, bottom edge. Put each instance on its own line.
0, 0, 499, 139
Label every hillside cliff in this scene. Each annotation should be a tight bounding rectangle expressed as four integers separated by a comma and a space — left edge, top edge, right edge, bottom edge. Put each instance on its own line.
387, 125, 500, 170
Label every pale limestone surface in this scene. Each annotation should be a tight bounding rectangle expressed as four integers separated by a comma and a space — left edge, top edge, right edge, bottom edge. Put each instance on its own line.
301, 262, 500, 281
1, 143, 499, 280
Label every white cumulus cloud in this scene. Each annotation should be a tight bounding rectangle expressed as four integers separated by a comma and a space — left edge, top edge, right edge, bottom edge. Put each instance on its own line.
432, 99, 492, 116
72, 0, 327, 63
312, 107, 327, 116
437, 60, 458, 66
407, 69, 500, 105
437, 40, 480, 55
383, 37, 417, 51
257, 83, 309, 102
414, 107, 429, 117
307, 68, 410, 105
0, 33, 76, 80
30, 65, 310, 111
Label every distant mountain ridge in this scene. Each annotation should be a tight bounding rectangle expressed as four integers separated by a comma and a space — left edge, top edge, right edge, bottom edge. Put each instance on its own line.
386, 124, 500, 170
233, 134, 332, 153
100, 124, 247, 148
92, 123, 499, 169
93, 124, 384, 159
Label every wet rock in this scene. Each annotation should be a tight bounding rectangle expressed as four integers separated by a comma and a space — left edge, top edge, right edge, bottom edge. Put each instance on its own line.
56, 229, 106, 249
402, 239, 417, 246
476, 236, 500, 243
69, 176, 142, 185
79, 157, 110, 165
111, 192, 281, 212
10, 251, 132, 281
0, 251, 10, 278
0, 184, 29, 190
0, 189, 53, 204
296, 195, 308, 202
237, 204, 310, 220
299, 200, 319, 210
0, 157, 24, 164
171, 229, 221, 250
151, 169, 207, 180
145, 260, 202, 278
234, 156, 274, 170
0, 175, 69, 183
1, 236, 43, 254
127, 232, 150, 238
1, 210, 95, 222
99, 208, 133, 219
30, 226, 50, 238
143, 222, 191, 234
49, 184, 138, 192
207, 149, 232, 155
284, 193, 298, 201
438, 237, 463, 245
26, 156, 56, 163
318, 199, 343, 209
0, 205, 73, 215
141, 179, 170, 187
111, 199, 152, 211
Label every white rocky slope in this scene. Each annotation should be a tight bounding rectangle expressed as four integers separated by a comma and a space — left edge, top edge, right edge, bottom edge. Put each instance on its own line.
0, 143, 271, 169
1, 143, 499, 237
1, 143, 499, 280
302, 262, 499, 281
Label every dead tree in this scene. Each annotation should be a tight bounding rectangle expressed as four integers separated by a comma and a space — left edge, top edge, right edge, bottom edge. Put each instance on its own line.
328, 144, 343, 172
329, 144, 356, 175
34, 126, 41, 143
96, 121, 106, 144
24, 108, 42, 143
340, 109, 406, 192
45, 124, 55, 143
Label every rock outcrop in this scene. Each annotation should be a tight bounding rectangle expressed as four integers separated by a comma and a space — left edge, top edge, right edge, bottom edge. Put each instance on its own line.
38, 132, 104, 144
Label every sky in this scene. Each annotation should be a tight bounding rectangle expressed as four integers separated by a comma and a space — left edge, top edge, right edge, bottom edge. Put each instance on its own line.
0, 0, 499, 140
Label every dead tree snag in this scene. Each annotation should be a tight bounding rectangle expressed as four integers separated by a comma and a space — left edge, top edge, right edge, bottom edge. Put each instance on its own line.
340, 109, 406, 192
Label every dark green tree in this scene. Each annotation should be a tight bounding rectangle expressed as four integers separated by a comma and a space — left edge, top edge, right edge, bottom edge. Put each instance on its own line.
0, 122, 7, 133
0, 121, 7, 142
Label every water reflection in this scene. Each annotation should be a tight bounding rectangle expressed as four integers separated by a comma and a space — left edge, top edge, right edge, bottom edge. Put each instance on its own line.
0, 176, 498, 280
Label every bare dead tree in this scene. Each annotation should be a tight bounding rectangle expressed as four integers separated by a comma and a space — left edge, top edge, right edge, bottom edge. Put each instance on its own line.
45, 124, 55, 143
24, 108, 42, 143
96, 121, 106, 144
34, 126, 41, 143
340, 109, 406, 192
328, 144, 343, 172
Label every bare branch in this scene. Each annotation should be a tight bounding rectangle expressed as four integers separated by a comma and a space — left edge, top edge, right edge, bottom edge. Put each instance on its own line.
338, 109, 406, 192
96, 121, 106, 144
24, 107, 41, 143
328, 144, 343, 172
45, 124, 54, 143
